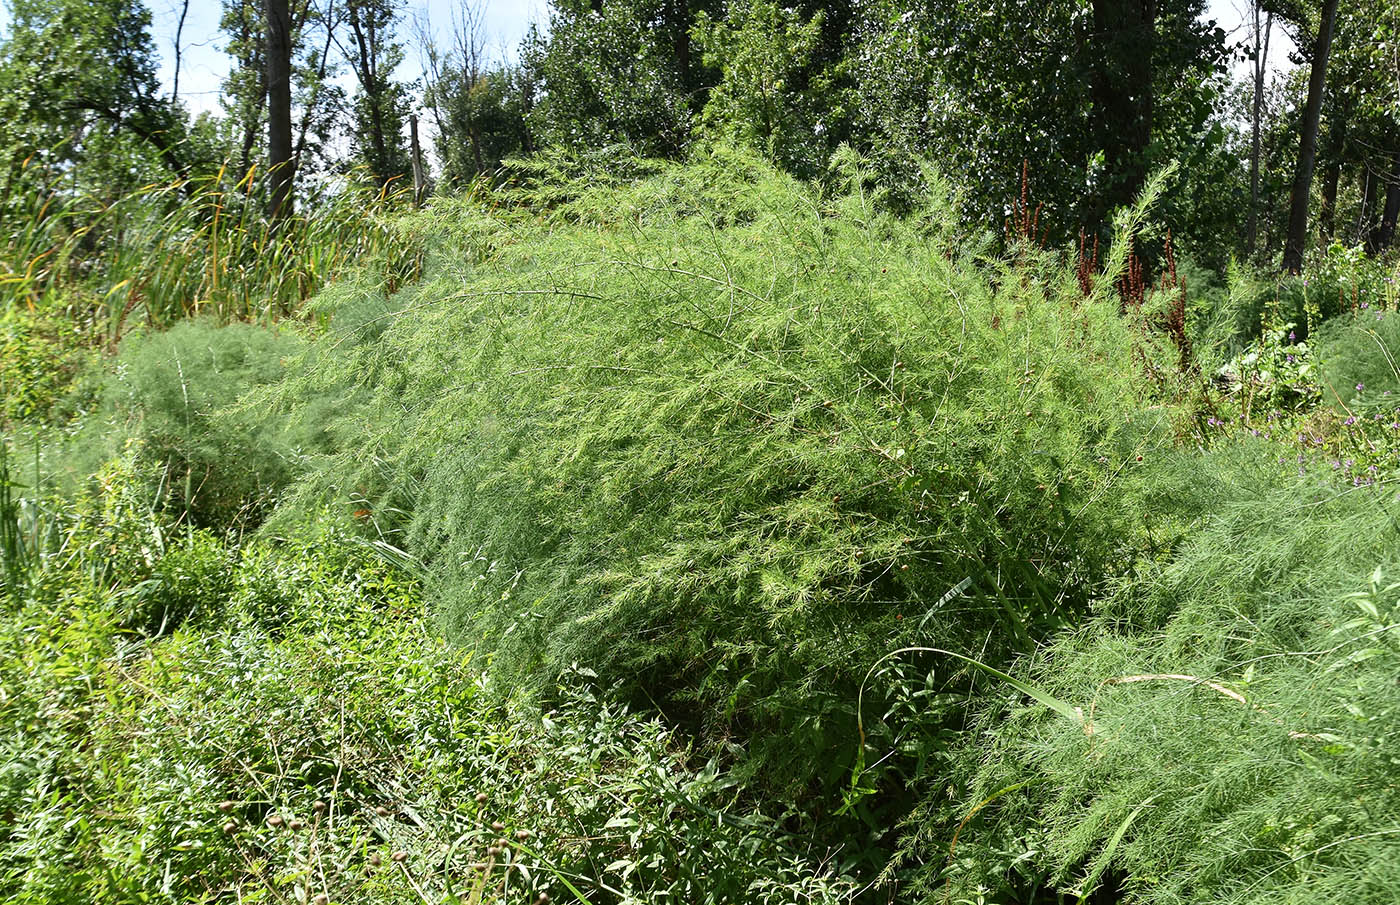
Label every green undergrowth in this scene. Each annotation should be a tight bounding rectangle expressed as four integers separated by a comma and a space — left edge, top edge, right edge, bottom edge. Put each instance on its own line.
0, 458, 857, 903
9, 318, 314, 535
895, 469, 1400, 904
0, 305, 96, 428
261, 153, 1215, 823
6, 152, 1400, 903
83, 319, 310, 529
1317, 308, 1400, 406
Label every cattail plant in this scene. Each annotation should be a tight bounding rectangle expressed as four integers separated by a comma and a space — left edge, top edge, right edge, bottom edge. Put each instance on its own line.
1, 161, 419, 343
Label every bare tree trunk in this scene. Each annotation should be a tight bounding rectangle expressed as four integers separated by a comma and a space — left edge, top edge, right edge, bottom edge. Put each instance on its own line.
265, 0, 295, 220
1281, 0, 1339, 273
410, 114, 425, 205
346, 2, 391, 184
1086, 0, 1156, 229
1367, 148, 1400, 254
172, 0, 190, 104
1318, 158, 1340, 244
672, 0, 690, 88
1246, 6, 1271, 256
294, 0, 339, 175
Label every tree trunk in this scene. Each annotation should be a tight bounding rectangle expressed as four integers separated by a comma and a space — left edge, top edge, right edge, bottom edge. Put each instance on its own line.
347, 2, 391, 185
671, 0, 690, 88
410, 114, 425, 206
1087, 0, 1156, 228
172, 0, 190, 104
1246, 6, 1271, 256
1318, 158, 1340, 244
265, 0, 294, 220
1281, 0, 1339, 273
1367, 148, 1400, 254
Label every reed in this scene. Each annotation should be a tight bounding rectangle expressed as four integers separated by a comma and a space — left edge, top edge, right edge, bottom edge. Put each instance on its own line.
0, 161, 418, 342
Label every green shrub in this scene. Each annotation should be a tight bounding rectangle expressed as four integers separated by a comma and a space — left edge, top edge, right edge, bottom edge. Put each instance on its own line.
65, 318, 307, 531
112, 529, 233, 635
1185, 251, 1400, 375
1185, 256, 1272, 374
0, 501, 856, 903
272, 151, 1191, 808
0, 441, 33, 594
1288, 244, 1400, 326
9, 153, 1400, 904
1317, 308, 1400, 409
899, 469, 1400, 904
0, 306, 92, 427
13, 453, 169, 603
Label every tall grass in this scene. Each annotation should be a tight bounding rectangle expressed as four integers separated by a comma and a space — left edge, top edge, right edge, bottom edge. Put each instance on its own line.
0, 160, 419, 340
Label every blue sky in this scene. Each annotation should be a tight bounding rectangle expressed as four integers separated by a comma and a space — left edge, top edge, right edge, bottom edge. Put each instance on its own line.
148, 0, 549, 115
1, 0, 1290, 118
0, 0, 549, 115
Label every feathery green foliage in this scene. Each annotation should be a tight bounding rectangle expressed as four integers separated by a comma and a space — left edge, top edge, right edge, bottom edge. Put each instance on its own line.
6, 146, 1400, 903
270, 151, 1193, 806
1317, 308, 1400, 406
0, 307, 92, 427
903, 468, 1400, 904
48, 319, 308, 531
